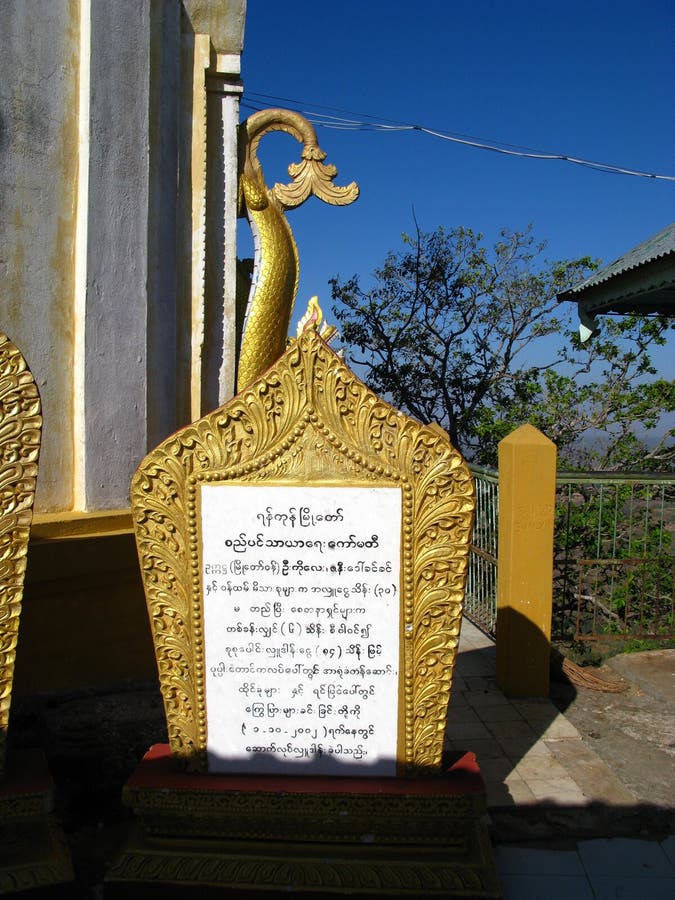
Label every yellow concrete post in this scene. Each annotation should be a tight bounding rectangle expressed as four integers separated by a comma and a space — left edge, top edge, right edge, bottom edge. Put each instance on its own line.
496, 424, 556, 697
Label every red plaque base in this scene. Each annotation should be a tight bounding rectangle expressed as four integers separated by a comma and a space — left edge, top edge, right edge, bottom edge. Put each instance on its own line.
0, 750, 73, 895
107, 744, 500, 897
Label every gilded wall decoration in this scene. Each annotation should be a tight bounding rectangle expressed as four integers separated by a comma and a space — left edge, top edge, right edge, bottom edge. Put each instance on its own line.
0, 332, 42, 776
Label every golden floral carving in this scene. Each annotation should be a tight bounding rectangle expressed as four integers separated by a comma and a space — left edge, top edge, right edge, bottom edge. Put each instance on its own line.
131, 326, 474, 773
0, 333, 41, 777
124, 783, 479, 843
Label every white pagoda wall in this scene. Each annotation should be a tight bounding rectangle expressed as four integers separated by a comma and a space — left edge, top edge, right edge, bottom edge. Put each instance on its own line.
0, 0, 245, 513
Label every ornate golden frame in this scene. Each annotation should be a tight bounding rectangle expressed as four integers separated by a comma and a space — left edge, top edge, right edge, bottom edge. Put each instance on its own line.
131, 328, 474, 774
0, 332, 42, 777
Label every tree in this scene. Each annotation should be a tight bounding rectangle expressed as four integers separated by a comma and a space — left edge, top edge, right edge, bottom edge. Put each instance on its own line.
330, 225, 674, 470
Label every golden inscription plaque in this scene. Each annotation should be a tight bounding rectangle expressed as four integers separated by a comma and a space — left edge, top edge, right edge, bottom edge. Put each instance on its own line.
0, 332, 42, 777
132, 323, 474, 774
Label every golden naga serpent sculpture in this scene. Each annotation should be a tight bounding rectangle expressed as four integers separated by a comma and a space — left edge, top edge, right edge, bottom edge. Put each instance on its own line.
237, 109, 359, 392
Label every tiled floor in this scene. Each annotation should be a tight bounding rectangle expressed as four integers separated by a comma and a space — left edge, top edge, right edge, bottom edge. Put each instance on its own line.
452, 619, 675, 898
496, 837, 675, 899
450, 619, 635, 808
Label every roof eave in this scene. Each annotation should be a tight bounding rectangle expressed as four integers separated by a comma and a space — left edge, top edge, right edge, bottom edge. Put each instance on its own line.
559, 255, 675, 316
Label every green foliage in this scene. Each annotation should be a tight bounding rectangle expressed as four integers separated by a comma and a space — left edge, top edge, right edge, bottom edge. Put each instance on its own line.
553, 481, 674, 641
621, 636, 675, 653
562, 640, 606, 667
331, 225, 674, 470
561, 635, 675, 667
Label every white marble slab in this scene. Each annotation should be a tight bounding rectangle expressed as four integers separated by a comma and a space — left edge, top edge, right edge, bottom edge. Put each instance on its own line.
201, 484, 401, 775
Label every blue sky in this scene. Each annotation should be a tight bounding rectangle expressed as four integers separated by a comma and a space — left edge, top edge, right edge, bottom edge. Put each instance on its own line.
240, 1, 673, 369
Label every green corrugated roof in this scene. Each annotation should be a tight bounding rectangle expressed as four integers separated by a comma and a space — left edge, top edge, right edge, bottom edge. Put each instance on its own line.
558, 223, 675, 324
560, 222, 674, 298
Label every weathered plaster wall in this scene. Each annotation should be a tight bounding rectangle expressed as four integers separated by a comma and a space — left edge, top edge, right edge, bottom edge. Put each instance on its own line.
147, 1, 182, 450
84, 0, 185, 507
85, 0, 153, 508
0, 0, 80, 510
0, 0, 245, 514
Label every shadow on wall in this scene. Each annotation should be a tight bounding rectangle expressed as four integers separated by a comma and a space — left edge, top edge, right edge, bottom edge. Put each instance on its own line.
12, 532, 157, 696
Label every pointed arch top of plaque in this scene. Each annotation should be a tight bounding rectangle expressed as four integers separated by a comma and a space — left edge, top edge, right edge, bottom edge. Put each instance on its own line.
131, 324, 474, 774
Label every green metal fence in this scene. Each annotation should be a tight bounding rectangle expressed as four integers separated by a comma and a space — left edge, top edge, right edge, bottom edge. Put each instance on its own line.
464, 466, 499, 635
554, 472, 675, 642
465, 466, 675, 642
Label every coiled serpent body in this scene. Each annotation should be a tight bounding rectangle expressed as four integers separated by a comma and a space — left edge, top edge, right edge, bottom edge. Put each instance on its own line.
237, 109, 358, 392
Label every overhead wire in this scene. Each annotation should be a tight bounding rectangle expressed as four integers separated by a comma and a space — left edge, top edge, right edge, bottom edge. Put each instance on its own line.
241, 91, 675, 183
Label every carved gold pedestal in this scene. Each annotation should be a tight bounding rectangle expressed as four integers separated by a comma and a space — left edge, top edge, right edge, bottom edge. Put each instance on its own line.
0, 750, 73, 895
107, 743, 500, 897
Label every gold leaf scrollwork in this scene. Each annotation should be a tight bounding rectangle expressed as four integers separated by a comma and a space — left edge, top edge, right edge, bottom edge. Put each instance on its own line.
0, 332, 41, 777
274, 152, 359, 209
132, 325, 474, 774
